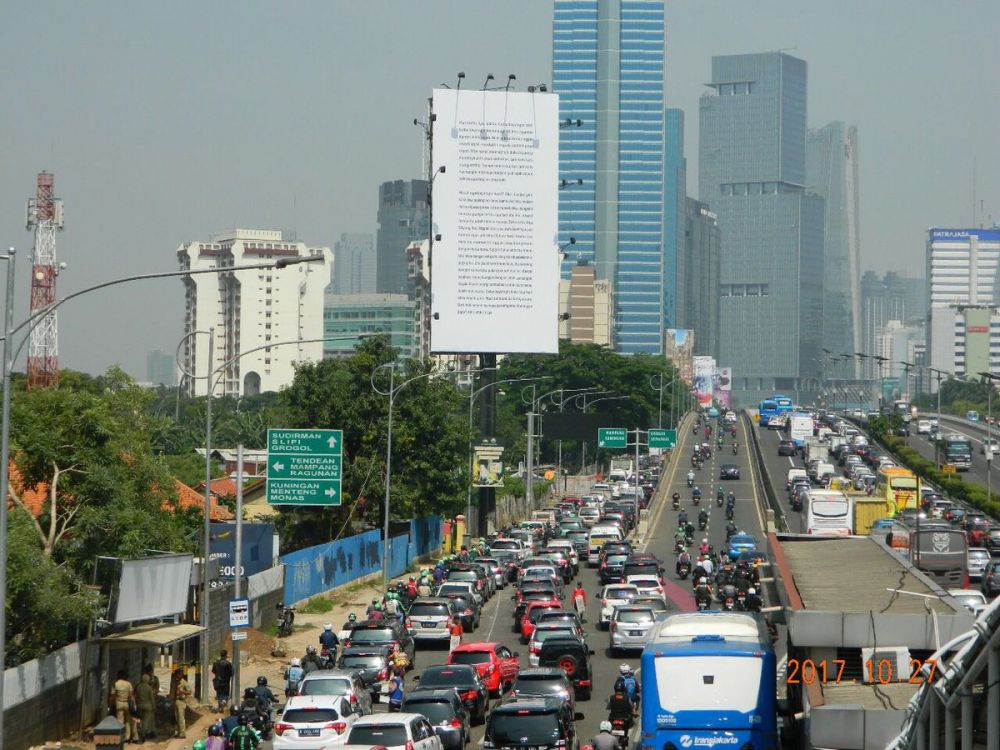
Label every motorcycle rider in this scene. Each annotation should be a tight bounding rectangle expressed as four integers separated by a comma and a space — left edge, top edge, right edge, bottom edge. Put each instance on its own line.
590, 720, 620, 750
684, 521, 696, 544
694, 580, 713, 610
686, 469, 695, 486
716, 486, 724, 505
675, 549, 692, 576
366, 598, 382, 619
692, 486, 702, 504
725, 520, 738, 541
302, 645, 324, 674
698, 507, 709, 529
674, 525, 687, 551
698, 537, 710, 556
732, 441, 739, 455
672, 491, 681, 510
677, 509, 689, 528
319, 623, 339, 659
284, 658, 305, 698
744, 587, 763, 613
251, 677, 277, 724
614, 664, 640, 713
700, 554, 715, 578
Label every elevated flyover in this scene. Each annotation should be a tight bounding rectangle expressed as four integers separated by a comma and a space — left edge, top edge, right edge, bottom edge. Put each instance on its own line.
745, 413, 976, 749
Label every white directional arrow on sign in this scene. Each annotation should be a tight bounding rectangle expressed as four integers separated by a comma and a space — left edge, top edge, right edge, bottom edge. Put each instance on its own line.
272, 461, 285, 472
327, 435, 338, 448
325, 487, 336, 497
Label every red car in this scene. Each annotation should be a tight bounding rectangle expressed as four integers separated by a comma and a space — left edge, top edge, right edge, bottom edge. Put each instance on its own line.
520, 600, 563, 644
447, 641, 521, 696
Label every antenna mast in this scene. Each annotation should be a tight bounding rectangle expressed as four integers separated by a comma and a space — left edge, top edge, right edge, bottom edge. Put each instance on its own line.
25, 171, 63, 389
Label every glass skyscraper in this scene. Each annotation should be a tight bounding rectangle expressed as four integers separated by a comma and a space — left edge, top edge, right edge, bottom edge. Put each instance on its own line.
553, 0, 675, 354
699, 52, 825, 401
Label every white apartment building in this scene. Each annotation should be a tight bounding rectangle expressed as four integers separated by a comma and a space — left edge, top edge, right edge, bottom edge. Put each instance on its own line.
927, 228, 1000, 380
178, 229, 332, 397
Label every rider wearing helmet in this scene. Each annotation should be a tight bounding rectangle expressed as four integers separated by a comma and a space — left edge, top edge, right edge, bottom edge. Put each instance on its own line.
228, 712, 261, 750
285, 658, 305, 698
613, 664, 641, 712
253, 675, 276, 710
320, 622, 339, 651
302, 643, 324, 674
591, 720, 619, 750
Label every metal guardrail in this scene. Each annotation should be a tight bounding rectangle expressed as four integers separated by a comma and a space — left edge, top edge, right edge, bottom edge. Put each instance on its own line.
742, 410, 788, 532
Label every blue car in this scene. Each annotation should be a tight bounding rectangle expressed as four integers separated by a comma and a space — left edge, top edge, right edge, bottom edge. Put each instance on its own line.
869, 518, 896, 532
727, 533, 758, 561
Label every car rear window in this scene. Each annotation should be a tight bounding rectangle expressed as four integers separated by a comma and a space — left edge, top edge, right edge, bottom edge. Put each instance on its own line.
528, 607, 563, 623
605, 588, 635, 599
969, 550, 990, 560
617, 609, 654, 624
448, 571, 479, 581
420, 668, 475, 687
402, 700, 453, 724
347, 725, 407, 746
299, 678, 348, 696
282, 707, 340, 723
514, 675, 566, 694
350, 628, 395, 643
450, 651, 491, 665
340, 655, 383, 670
409, 603, 451, 617
534, 627, 575, 642
488, 712, 560, 745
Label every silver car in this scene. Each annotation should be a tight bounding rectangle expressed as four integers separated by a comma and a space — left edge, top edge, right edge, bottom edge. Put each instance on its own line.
476, 557, 507, 589
609, 606, 657, 655
406, 597, 458, 644
968, 548, 991, 581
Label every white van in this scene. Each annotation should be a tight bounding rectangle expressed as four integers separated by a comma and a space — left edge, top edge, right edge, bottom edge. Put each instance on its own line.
811, 462, 835, 485
786, 468, 808, 489
609, 469, 628, 484
652, 612, 760, 641
587, 526, 624, 564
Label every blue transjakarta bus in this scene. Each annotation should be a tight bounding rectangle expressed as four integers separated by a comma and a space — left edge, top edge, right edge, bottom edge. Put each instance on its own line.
641, 613, 778, 750
758, 395, 792, 426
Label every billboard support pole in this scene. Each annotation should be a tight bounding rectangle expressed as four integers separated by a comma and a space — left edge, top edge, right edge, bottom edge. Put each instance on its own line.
477, 353, 497, 537
232, 443, 244, 704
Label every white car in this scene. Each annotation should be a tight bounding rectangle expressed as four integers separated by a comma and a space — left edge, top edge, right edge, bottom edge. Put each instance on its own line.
624, 574, 666, 601
598, 584, 639, 628
274, 695, 359, 749
948, 589, 988, 616
435, 581, 482, 607
578, 507, 601, 527
917, 419, 931, 434
982, 438, 1000, 455
342, 713, 443, 750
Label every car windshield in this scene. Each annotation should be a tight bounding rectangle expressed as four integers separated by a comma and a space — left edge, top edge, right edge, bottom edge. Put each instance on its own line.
489, 712, 561, 744
605, 588, 635, 599
969, 550, 990, 560
420, 668, 476, 688
514, 675, 566, 695
450, 651, 491, 665
282, 707, 340, 723
492, 540, 520, 550
409, 603, 450, 617
402, 700, 453, 724
299, 678, 349, 696
347, 725, 407, 746
340, 655, 383, 670
438, 584, 471, 596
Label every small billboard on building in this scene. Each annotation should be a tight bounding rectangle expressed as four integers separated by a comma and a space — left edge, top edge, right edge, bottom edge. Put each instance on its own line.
714, 366, 733, 408
472, 443, 504, 487
665, 329, 695, 383
429, 88, 560, 354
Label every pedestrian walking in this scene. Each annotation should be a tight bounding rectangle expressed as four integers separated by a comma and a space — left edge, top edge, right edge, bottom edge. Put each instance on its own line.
571, 580, 587, 618
448, 617, 464, 652
172, 667, 192, 739
387, 669, 404, 712
211, 649, 234, 712
109, 669, 138, 743
135, 673, 156, 740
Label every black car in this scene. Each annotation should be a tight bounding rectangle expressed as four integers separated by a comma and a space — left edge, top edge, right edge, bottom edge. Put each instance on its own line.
343, 619, 416, 664
622, 556, 664, 581
445, 565, 490, 600
484, 697, 583, 750
600, 553, 629, 584
985, 527, 1000, 555
562, 530, 591, 561
401, 689, 471, 750
536, 635, 595, 700
336, 646, 390, 700
434, 587, 482, 631
720, 464, 741, 480
777, 440, 796, 456
511, 667, 576, 709
414, 664, 489, 724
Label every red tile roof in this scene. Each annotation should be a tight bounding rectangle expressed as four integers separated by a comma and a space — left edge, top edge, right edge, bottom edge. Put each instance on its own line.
197, 476, 238, 498
170, 480, 234, 521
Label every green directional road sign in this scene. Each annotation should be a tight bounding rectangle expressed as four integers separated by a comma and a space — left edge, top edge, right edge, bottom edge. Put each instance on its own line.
597, 427, 627, 449
267, 428, 343, 506
648, 428, 676, 449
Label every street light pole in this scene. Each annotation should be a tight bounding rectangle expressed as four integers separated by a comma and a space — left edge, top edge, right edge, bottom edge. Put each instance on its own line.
980, 372, 998, 501
929, 368, 947, 468
0, 248, 15, 744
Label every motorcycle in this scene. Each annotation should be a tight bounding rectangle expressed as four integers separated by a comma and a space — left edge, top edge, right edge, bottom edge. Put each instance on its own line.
716, 494, 724, 508
674, 540, 686, 555
723, 596, 736, 611
696, 597, 710, 611
319, 647, 337, 670
611, 717, 630, 749
687, 475, 694, 488
672, 495, 680, 511
677, 562, 691, 580
698, 515, 708, 531
692, 493, 700, 506
732, 443, 738, 455
726, 506, 735, 521
276, 603, 296, 638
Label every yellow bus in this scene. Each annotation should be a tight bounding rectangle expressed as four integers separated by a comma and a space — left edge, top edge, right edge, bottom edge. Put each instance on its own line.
875, 466, 920, 516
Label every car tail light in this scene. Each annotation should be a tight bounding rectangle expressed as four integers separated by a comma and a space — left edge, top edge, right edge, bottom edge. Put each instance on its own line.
464, 608, 473, 615
405, 617, 412, 628
610, 621, 617, 632
325, 721, 347, 734
962, 573, 970, 589
405, 741, 415, 750
461, 690, 477, 701
450, 718, 464, 728
273, 722, 291, 736
349, 693, 358, 705
530, 644, 540, 654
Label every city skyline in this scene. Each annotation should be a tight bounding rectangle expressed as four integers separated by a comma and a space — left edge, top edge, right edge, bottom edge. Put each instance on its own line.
2, 1, 998, 377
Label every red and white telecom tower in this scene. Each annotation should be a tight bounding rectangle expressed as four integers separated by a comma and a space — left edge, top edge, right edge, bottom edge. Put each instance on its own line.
25, 171, 64, 389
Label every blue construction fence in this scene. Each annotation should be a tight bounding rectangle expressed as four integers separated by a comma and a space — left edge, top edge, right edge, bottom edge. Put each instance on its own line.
280, 516, 442, 604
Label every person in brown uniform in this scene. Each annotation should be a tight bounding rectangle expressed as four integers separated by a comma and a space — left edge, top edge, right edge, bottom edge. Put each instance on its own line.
110, 669, 138, 742
135, 673, 156, 740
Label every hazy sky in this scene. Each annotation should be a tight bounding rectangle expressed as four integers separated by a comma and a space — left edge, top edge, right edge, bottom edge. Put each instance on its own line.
3, 1, 998, 378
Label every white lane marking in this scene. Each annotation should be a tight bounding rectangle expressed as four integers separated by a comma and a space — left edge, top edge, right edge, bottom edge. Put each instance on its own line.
787, 456, 795, 466
485, 581, 502, 640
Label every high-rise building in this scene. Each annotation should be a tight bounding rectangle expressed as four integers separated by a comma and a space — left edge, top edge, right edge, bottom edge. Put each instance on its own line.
558, 260, 614, 346
553, 0, 675, 354
331, 232, 375, 295
859, 270, 927, 378
322, 293, 415, 359
178, 229, 332, 397
376, 180, 428, 295
807, 122, 862, 379
146, 350, 175, 386
699, 52, 825, 401
926, 227, 1000, 378
664, 108, 687, 330
680, 198, 721, 358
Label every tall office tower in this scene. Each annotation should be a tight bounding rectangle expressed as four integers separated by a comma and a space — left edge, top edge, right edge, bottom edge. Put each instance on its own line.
553, 0, 674, 354
860, 270, 927, 378
664, 108, 687, 329
807, 122, 862, 379
331, 232, 375, 295
178, 229, 332, 397
699, 52, 825, 402
146, 350, 176, 386
680, 198, 721, 358
926, 228, 1000, 378
375, 179, 428, 295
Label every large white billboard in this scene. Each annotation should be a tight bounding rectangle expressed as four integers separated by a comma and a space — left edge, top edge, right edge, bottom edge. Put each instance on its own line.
430, 88, 560, 354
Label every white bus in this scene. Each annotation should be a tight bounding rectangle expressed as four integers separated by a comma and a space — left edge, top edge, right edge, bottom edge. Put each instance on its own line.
805, 490, 853, 536
787, 412, 814, 448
